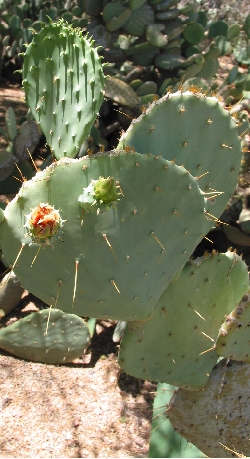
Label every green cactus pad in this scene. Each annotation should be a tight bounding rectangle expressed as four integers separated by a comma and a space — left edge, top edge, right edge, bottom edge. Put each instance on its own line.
118, 91, 242, 228
168, 359, 250, 457
118, 252, 249, 390
208, 20, 228, 39
216, 288, 250, 362
0, 308, 90, 364
183, 23, 205, 45
0, 152, 208, 322
22, 20, 105, 159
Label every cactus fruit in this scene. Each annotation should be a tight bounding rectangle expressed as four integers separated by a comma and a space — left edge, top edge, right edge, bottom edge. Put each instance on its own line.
0, 308, 90, 364
168, 359, 250, 457
78, 175, 121, 213
0, 151, 211, 322
118, 252, 249, 390
22, 19, 105, 159
118, 91, 242, 229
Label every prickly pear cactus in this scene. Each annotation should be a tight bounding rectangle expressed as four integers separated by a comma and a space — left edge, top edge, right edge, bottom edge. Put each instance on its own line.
22, 19, 105, 159
118, 251, 249, 389
0, 308, 90, 364
118, 90, 242, 228
168, 359, 250, 457
0, 151, 211, 322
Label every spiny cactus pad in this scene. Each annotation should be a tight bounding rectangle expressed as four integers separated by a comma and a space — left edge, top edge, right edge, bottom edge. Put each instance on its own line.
118, 252, 249, 389
118, 91, 242, 227
216, 288, 250, 362
168, 359, 250, 457
22, 20, 105, 159
0, 152, 210, 322
0, 308, 90, 364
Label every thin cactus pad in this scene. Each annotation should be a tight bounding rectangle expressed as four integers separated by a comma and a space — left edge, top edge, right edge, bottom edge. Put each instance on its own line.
22, 19, 105, 159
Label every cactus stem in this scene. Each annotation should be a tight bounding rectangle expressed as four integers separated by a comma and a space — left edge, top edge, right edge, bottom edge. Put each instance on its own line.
72, 260, 79, 308
111, 279, 120, 294
151, 232, 166, 251
103, 234, 118, 261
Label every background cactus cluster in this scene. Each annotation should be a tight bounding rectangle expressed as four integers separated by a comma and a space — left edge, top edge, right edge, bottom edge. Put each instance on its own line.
0, 11, 250, 458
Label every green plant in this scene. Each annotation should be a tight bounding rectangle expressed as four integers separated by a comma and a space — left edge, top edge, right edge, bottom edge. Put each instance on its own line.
0, 18, 249, 457
0, 308, 90, 363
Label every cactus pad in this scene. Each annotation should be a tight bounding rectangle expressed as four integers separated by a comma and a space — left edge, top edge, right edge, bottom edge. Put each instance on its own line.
22, 20, 105, 159
0, 152, 209, 322
118, 91, 242, 227
0, 308, 90, 364
118, 252, 249, 389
